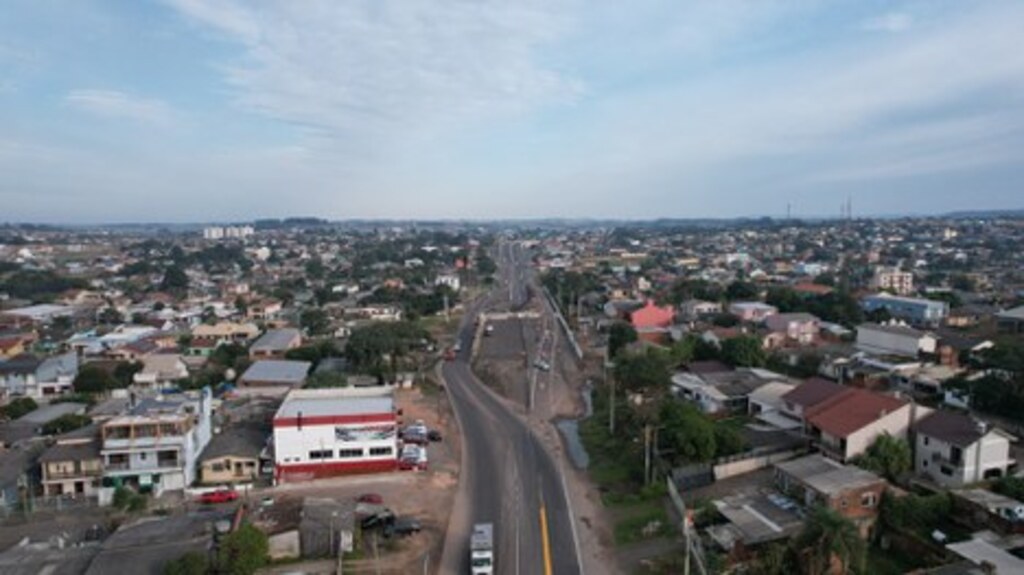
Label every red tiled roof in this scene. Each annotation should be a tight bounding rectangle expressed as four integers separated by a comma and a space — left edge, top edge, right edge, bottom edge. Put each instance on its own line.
630, 300, 675, 329
781, 377, 848, 408
792, 283, 834, 296
806, 388, 908, 438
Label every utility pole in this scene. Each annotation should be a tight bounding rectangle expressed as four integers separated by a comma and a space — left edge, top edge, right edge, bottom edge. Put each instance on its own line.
643, 424, 652, 486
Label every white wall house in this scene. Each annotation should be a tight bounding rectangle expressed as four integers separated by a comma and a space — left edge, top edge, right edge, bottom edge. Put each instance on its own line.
915, 411, 1015, 487
273, 388, 398, 483
100, 388, 212, 494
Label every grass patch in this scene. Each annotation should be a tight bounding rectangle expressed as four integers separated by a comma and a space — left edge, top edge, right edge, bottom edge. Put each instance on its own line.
613, 502, 671, 545
578, 414, 643, 495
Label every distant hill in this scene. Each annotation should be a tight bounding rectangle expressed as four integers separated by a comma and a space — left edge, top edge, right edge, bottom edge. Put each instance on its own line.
943, 208, 1024, 219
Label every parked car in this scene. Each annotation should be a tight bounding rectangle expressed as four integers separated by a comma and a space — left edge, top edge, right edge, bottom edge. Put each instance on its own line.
534, 359, 551, 372
427, 429, 443, 442
385, 517, 423, 538
399, 445, 428, 471
360, 510, 396, 531
197, 489, 238, 505
357, 493, 384, 505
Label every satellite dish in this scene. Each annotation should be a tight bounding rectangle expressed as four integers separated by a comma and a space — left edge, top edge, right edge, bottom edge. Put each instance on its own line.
224, 368, 237, 382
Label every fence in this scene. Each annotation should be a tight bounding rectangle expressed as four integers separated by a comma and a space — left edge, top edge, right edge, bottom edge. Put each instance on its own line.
541, 286, 584, 362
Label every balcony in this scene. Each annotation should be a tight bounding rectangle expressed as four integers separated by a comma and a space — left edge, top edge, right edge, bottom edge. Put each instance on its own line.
103, 435, 188, 450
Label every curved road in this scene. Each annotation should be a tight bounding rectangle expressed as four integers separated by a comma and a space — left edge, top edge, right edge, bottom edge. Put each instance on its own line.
440, 242, 582, 575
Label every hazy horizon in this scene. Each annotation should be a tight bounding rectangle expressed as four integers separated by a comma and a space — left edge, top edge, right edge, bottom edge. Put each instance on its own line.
2, 1, 1024, 223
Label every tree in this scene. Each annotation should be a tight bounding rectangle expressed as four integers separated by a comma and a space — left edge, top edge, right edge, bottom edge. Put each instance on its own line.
793, 506, 864, 575
73, 365, 117, 394
216, 523, 269, 575
160, 264, 189, 295
42, 413, 91, 435
612, 349, 671, 396
725, 281, 758, 301
305, 371, 348, 389
658, 401, 717, 464
721, 336, 766, 368
234, 295, 248, 315
113, 361, 143, 388
608, 322, 638, 358
163, 552, 209, 575
853, 433, 911, 482
300, 308, 331, 336
98, 307, 124, 325
0, 397, 38, 420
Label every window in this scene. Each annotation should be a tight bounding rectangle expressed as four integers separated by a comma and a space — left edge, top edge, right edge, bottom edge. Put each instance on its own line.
861, 493, 877, 508
840, 498, 848, 508
337, 449, 363, 458
309, 450, 333, 460
370, 447, 393, 457
923, 437, 929, 446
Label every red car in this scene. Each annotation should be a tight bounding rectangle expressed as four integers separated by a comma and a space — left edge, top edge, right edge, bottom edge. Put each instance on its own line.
356, 493, 384, 505
197, 489, 238, 505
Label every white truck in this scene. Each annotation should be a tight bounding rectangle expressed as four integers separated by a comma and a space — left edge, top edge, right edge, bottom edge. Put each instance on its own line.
470, 523, 494, 575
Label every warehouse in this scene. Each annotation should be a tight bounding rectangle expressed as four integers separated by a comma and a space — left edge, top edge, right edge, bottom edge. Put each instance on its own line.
272, 388, 398, 483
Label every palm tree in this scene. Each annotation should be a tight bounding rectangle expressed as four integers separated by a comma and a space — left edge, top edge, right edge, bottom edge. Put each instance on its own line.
793, 506, 865, 575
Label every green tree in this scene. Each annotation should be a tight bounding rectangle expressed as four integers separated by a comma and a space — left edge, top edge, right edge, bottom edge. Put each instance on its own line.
41, 413, 91, 435
216, 523, 269, 575
612, 349, 671, 396
98, 307, 124, 325
658, 401, 717, 464
725, 281, 758, 301
305, 371, 348, 388
793, 506, 864, 575
608, 322, 638, 359
113, 361, 143, 388
721, 335, 766, 368
0, 397, 38, 420
73, 365, 117, 394
852, 433, 911, 482
300, 308, 331, 336
163, 552, 209, 575
160, 264, 189, 294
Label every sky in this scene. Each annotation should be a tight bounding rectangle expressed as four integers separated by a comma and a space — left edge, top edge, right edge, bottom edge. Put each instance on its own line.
1, 0, 1023, 223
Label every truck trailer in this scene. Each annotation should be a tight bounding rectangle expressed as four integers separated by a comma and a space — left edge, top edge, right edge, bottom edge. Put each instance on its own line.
470, 523, 494, 575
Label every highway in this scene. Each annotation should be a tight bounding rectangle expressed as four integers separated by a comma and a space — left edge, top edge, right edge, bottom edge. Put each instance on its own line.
440, 241, 582, 575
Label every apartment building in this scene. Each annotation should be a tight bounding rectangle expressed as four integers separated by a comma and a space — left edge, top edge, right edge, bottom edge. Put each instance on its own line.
871, 266, 914, 296
100, 388, 212, 494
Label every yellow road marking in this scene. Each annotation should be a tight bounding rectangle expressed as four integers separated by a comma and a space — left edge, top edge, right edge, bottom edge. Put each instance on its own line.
540, 504, 553, 575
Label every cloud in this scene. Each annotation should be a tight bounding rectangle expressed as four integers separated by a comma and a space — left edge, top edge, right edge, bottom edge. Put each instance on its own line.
862, 12, 913, 33
64, 89, 176, 126
165, 0, 580, 145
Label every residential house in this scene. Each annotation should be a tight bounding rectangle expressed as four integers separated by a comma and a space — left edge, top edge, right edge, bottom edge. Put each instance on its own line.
871, 266, 914, 296
861, 293, 948, 327
728, 302, 778, 323
775, 454, 887, 534
915, 410, 1015, 487
0, 336, 26, 360
100, 388, 212, 494
249, 328, 302, 359
237, 360, 311, 395
434, 274, 461, 292
38, 425, 103, 499
197, 425, 266, 485
764, 313, 820, 347
0, 352, 78, 399
672, 368, 785, 415
629, 300, 675, 343
778, 377, 849, 426
855, 322, 937, 358
996, 305, 1024, 335
246, 299, 283, 322
748, 381, 800, 430
804, 388, 926, 462
132, 354, 189, 390
191, 322, 261, 348
679, 299, 721, 322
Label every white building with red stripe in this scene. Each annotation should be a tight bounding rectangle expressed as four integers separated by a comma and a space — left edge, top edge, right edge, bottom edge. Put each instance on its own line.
272, 388, 398, 483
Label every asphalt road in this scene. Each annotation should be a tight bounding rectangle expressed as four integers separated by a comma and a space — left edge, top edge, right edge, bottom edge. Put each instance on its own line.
441, 241, 581, 575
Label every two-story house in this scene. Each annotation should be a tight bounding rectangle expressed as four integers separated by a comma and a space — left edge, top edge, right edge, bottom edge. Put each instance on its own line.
0, 352, 78, 399
38, 425, 103, 499
778, 377, 849, 427
764, 313, 820, 347
100, 388, 212, 494
915, 410, 1015, 487
249, 328, 302, 359
804, 388, 928, 462
775, 453, 887, 535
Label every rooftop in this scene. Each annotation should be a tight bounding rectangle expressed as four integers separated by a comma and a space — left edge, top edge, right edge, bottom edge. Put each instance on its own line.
775, 454, 884, 495
240, 359, 311, 384
805, 388, 907, 438
275, 388, 394, 420
780, 377, 847, 409
916, 410, 996, 448
249, 328, 301, 352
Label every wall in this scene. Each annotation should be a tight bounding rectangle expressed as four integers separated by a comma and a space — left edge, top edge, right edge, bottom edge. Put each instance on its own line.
856, 328, 921, 357
844, 404, 915, 460
200, 456, 259, 484
713, 449, 803, 481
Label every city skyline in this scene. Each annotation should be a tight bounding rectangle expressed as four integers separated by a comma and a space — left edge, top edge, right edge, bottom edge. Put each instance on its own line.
2, 1, 1024, 223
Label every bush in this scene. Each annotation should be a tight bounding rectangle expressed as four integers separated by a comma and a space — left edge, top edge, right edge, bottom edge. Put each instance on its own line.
216, 523, 268, 575
112, 486, 147, 512
993, 477, 1024, 501
41, 413, 91, 435
164, 551, 209, 575
880, 491, 952, 532
0, 397, 38, 420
